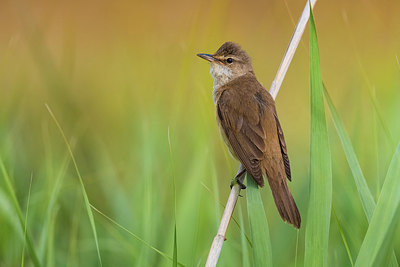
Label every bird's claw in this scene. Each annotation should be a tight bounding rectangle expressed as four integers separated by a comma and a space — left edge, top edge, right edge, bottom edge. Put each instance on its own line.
230, 177, 247, 190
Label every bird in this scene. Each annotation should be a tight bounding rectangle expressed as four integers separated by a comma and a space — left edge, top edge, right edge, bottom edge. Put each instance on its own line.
197, 42, 301, 228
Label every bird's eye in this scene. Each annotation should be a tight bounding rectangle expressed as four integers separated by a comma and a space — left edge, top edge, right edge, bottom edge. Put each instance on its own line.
226, 58, 233, 64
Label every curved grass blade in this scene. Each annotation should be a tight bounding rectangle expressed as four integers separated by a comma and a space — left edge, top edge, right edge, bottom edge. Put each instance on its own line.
304, 7, 332, 267
90, 204, 185, 266
45, 104, 102, 266
0, 158, 41, 267
323, 86, 398, 266
246, 174, 273, 267
355, 144, 400, 267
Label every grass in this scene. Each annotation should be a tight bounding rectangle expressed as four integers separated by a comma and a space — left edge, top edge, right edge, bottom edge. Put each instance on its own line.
168, 127, 178, 267
304, 7, 332, 267
0, 1, 399, 266
323, 87, 376, 221
46, 104, 102, 266
21, 173, 33, 267
238, 205, 250, 267
355, 144, 400, 266
332, 206, 354, 266
246, 174, 273, 266
0, 157, 41, 267
90, 204, 183, 265
324, 85, 399, 266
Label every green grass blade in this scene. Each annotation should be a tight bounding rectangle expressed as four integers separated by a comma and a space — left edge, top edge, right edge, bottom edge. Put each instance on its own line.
238, 206, 250, 267
0, 158, 41, 267
304, 7, 332, 267
46, 207, 58, 267
38, 153, 70, 261
90, 204, 185, 266
295, 230, 299, 267
173, 224, 177, 267
246, 174, 273, 267
365, 87, 394, 147
45, 104, 102, 266
323, 87, 376, 219
168, 128, 178, 267
323, 86, 398, 266
21, 174, 33, 267
332, 206, 354, 266
355, 143, 400, 267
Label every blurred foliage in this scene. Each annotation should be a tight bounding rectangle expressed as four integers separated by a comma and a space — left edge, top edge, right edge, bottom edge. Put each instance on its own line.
0, 0, 399, 266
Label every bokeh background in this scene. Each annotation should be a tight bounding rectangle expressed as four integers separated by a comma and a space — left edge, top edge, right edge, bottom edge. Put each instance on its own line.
0, 0, 399, 266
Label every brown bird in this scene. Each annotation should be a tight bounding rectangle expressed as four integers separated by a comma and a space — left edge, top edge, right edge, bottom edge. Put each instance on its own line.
197, 42, 301, 228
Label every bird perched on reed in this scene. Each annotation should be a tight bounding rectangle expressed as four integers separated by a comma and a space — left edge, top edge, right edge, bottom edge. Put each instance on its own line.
198, 42, 301, 228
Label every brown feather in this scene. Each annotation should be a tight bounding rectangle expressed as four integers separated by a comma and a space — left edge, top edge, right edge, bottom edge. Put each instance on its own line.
274, 113, 292, 181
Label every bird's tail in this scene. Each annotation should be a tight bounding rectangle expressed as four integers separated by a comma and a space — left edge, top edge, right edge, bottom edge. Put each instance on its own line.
267, 177, 301, 228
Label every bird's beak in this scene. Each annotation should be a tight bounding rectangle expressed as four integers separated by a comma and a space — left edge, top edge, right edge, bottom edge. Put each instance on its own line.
197, 53, 216, 62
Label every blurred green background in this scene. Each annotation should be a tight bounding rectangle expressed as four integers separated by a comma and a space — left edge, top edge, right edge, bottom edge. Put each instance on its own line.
0, 0, 399, 266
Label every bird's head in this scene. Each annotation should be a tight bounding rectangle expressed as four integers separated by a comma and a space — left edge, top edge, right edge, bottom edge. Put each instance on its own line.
197, 42, 253, 88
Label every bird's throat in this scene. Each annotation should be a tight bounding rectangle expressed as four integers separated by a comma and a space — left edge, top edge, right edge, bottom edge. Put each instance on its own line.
210, 64, 234, 102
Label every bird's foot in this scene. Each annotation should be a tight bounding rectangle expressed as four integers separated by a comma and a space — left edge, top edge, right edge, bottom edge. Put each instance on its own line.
230, 176, 247, 190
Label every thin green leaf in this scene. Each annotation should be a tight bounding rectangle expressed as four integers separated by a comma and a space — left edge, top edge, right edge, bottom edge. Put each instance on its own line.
38, 153, 70, 262
45, 104, 102, 266
168, 127, 178, 267
295, 229, 299, 267
246, 174, 273, 267
304, 7, 332, 267
323, 86, 375, 219
90, 204, 185, 266
46, 206, 58, 266
173, 224, 177, 267
355, 144, 400, 267
238, 206, 250, 267
365, 86, 394, 147
323, 86, 398, 266
332, 206, 354, 266
21, 173, 33, 267
0, 158, 41, 267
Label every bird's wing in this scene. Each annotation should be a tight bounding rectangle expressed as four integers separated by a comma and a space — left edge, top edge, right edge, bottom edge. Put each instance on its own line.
217, 89, 267, 187
273, 113, 292, 181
